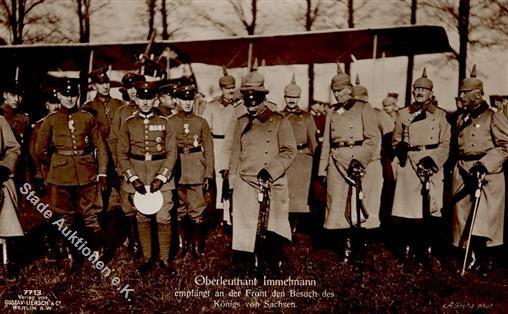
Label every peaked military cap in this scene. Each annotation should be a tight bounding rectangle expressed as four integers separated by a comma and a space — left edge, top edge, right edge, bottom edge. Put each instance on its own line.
175, 85, 198, 100
59, 78, 80, 97
89, 67, 110, 84
3, 80, 24, 95
43, 87, 60, 104
413, 67, 433, 90
122, 72, 145, 89
331, 62, 351, 91
219, 66, 236, 89
459, 65, 483, 93
240, 58, 269, 94
134, 81, 158, 100
158, 79, 180, 97
284, 73, 301, 97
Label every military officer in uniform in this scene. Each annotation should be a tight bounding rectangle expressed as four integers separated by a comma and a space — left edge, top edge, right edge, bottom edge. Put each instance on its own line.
391, 69, 450, 265
227, 68, 296, 272
35, 78, 109, 271
280, 74, 317, 236
1, 80, 30, 187
117, 81, 178, 274
318, 64, 380, 263
169, 85, 214, 258
82, 67, 124, 212
452, 66, 508, 274
157, 81, 180, 117
202, 66, 239, 226
109, 72, 146, 257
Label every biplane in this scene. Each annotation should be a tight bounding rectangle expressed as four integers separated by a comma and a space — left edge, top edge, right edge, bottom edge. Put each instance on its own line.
0, 24, 451, 117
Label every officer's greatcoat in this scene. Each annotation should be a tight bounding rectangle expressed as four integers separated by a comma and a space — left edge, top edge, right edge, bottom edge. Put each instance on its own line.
281, 107, 317, 213
318, 100, 380, 229
203, 96, 238, 212
391, 102, 450, 219
229, 104, 296, 252
452, 103, 508, 247
0, 116, 22, 237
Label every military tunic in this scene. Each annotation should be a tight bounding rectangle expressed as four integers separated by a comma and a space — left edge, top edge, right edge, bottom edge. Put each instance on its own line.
117, 111, 177, 223
452, 103, 508, 247
35, 106, 107, 231
203, 96, 238, 216
81, 95, 123, 141
391, 102, 450, 219
168, 111, 214, 222
318, 100, 380, 229
229, 104, 296, 252
0, 116, 22, 237
281, 107, 317, 213
29, 118, 47, 181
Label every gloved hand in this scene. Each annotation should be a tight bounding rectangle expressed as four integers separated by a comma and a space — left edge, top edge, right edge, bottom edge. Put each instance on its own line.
203, 178, 212, 193
219, 169, 229, 180
469, 162, 488, 178
318, 175, 327, 186
98, 176, 108, 192
257, 168, 272, 182
0, 165, 11, 183
395, 142, 409, 166
417, 156, 438, 177
347, 159, 365, 180
34, 178, 47, 196
132, 178, 147, 195
150, 178, 164, 193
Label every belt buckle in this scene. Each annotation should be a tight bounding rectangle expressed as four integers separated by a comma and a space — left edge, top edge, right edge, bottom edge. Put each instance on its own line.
419, 145, 425, 151
346, 140, 355, 147
145, 153, 152, 161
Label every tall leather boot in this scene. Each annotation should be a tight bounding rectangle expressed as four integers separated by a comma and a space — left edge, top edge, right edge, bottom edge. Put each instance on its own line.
342, 231, 353, 264
191, 222, 204, 259
178, 219, 190, 257
127, 216, 142, 258
137, 221, 154, 274
469, 236, 491, 275
157, 223, 175, 275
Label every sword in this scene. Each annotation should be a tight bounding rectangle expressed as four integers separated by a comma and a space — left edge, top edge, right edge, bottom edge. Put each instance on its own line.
461, 171, 486, 276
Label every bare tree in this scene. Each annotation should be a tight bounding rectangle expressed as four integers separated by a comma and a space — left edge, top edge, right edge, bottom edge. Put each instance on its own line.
146, 0, 156, 39
160, 0, 186, 40
0, 0, 53, 44
404, 0, 417, 106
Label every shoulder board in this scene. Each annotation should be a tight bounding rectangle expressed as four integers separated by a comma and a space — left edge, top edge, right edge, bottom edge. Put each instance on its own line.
35, 116, 46, 124
125, 113, 137, 121
22, 112, 29, 117
272, 111, 284, 117
82, 107, 98, 117
158, 114, 169, 121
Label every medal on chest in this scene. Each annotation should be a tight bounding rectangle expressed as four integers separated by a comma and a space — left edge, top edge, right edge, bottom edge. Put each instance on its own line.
336, 108, 345, 115
68, 119, 75, 133
143, 118, 149, 125
184, 123, 190, 134
193, 135, 199, 147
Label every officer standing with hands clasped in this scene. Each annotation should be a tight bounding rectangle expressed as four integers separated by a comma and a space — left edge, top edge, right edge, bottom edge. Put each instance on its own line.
117, 81, 178, 274
169, 84, 214, 259
35, 78, 109, 272
452, 65, 508, 275
391, 68, 450, 266
228, 67, 296, 272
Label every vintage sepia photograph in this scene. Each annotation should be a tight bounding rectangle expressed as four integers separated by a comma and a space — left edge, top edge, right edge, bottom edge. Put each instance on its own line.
0, 0, 507, 312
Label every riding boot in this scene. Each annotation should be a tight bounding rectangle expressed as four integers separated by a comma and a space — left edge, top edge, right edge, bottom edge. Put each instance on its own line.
178, 219, 190, 257
157, 223, 175, 275
137, 221, 154, 274
191, 222, 203, 259
127, 216, 142, 258
342, 231, 353, 264
469, 236, 492, 275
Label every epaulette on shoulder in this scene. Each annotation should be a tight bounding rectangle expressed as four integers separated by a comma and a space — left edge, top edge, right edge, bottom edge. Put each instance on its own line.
125, 112, 137, 121
82, 107, 98, 117
271, 110, 284, 117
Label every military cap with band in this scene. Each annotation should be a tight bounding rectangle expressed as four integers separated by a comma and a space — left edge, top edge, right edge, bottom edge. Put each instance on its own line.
459, 64, 483, 93
134, 81, 158, 100
59, 78, 80, 97
158, 79, 181, 97
240, 58, 269, 94
331, 62, 352, 91
413, 67, 433, 90
175, 85, 198, 100
121, 72, 145, 89
219, 66, 236, 89
351, 74, 369, 102
89, 67, 110, 84
284, 73, 301, 98
43, 88, 60, 104
3, 80, 24, 95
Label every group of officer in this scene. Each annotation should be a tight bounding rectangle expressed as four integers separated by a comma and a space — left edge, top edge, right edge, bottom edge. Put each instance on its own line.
0, 58, 507, 278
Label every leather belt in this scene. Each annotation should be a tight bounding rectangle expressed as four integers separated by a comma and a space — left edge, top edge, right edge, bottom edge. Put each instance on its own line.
460, 153, 486, 161
407, 143, 439, 151
297, 143, 308, 150
331, 140, 363, 148
130, 153, 166, 161
178, 146, 203, 154
55, 149, 92, 156
212, 133, 225, 139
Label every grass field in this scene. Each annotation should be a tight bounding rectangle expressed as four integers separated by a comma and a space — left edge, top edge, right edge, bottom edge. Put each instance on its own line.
1, 205, 507, 313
